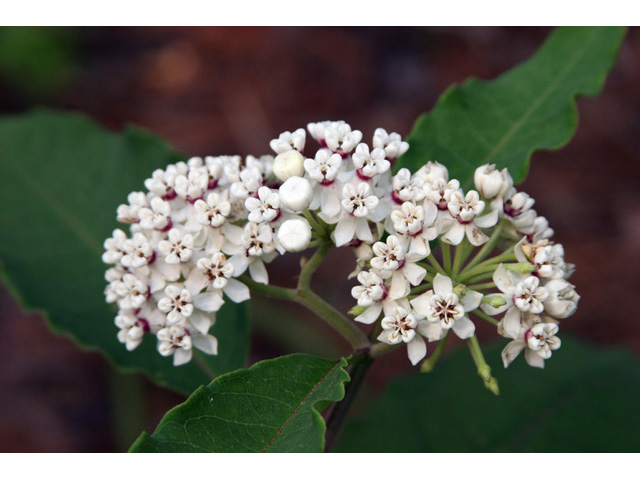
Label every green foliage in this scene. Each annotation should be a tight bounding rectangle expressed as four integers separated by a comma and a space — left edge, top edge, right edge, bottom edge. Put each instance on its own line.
130, 354, 350, 452
335, 337, 640, 452
0, 27, 76, 98
0, 109, 250, 394
397, 26, 627, 186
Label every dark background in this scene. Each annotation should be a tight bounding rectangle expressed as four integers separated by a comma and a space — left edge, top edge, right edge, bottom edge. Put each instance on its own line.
1, 27, 639, 452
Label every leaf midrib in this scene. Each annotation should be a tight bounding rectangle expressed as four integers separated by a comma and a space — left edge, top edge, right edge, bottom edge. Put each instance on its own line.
483, 27, 599, 164
262, 360, 342, 452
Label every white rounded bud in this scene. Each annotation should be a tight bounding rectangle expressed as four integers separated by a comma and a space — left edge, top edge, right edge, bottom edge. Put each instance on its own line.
273, 150, 305, 181
277, 218, 312, 253
474, 164, 510, 199
279, 176, 313, 212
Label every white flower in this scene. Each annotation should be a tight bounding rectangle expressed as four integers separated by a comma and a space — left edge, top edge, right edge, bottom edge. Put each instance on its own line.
145, 168, 177, 199
114, 273, 149, 309
193, 192, 231, 228
225, 222, 276, 284
157, 325, 193, 366
138, 197, 172, 231
174, 169, 209, 202
102, 229, 128, 264
377, 303, 428, 365
474, 164, 512, 199
304, 149, 342, 185
370, 235, 427, 300
389, 201, 438, 261
324, 122, 362, 156
415, 161, 449, 185
279, 176, 313, 212
372, 128, 409, 160
502, 317, 561, 369
277, 218, 312, 253
411, 274, 482, 340
158, 284, 194, 324
245, 186, 281, 223
184, 252, 250, 307
121, 232, 154, 269
351, 143, 390, 179
351, 270, 386, 308
330, 182, 381, 246
270, 128, 306, 154
441, 190, 498, 246
391, 168, 425, 204
515, 238, 567, 279
543, 279, 580, 318
482, 264, 549, 316
273, 150, 306, 181
424, 177, 460, 212
229, 167, 262, 201
116, 192, 148, 224
158, 228, 194, 264
115, 311, 147, 351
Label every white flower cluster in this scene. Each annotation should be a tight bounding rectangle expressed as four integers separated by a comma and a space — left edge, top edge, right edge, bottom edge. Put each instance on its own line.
102, 119, 579, 372
351, 161, 580, 369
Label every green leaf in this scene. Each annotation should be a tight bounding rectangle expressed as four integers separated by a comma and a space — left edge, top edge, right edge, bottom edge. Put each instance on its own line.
334, 337, 640, 452
0, 109, 250, 395
130, 354, 350, 452
397, 26, 627, 186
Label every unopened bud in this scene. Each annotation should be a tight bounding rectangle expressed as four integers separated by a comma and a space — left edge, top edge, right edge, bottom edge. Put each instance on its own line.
505, 262, 537, 274
482, 295, 507, 308
474, 164, 511, 200
279, 176, 313, 212
273, 150, 305, 181
277, 218, 312, 253
348, 305, 367, 317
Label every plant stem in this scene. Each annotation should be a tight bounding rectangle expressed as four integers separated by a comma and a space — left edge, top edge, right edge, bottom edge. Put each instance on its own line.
464, 221, 506, 271
239, 269, 370, 351
468, 281, 496, 291
303, 209, 325, 235
451, 239, 471, 279
324, 353, 373, 452
466, 335, 500, 395
369, 341, 401, 359
426, 254, 447, 276
298, 242, 332, 291
420, 331, 449, 373
459, 271, 496, 285
473, 309, 499, 326
441, 242, 452, 274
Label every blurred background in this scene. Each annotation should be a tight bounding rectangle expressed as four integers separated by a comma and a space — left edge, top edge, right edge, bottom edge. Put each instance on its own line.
0, 26, 639, 452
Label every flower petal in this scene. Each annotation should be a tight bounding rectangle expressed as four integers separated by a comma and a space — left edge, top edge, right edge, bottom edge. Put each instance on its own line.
460, 289, 483, 312
402, 262, 427, 286
433, 273, 452, 296
334, 216, 357, 247
441, 222, 465, 245
410, 291, 433, 316
407, 336, 427, 366
525, 348, 545, 369
193, 334, 218, 355
173, 348, 193, 366
223, 278, 251, 303
452, 316, 475, 339
355, 303, 382, 324
193, 292, 224, 313
249, 260, 269, 285
501, 339, 525, 368
502, 306, 523, 339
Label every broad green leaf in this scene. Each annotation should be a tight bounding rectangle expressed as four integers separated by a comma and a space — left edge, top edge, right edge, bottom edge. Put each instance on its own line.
398, 27, 627, 186
0, 109, 250, 395
335, 337, 640, 452
130, 354, 350, 452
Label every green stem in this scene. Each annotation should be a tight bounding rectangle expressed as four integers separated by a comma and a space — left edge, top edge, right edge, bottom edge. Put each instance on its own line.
451, 239, 471, 279
239, 275, 370, 350
369, 342, 401, 359
441, 242, 452, 274
303, 209, 325, 235
459, 271, 496, 285
467, 335, 500, 395
420, 331, 449, 373
468, 281, 496, 291
464, 221, 506, 272
426, 254, 447, 276
298, 242, 332, 291
473, 309, 499, 326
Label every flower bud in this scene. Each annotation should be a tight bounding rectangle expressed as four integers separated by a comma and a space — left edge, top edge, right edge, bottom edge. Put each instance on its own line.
505, 262, 537, 274
474, 164, 511, 199
277, 218, 312, 252
273, 150, 305, 181
279, 176, 313, 212
482, 295, 507, 308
